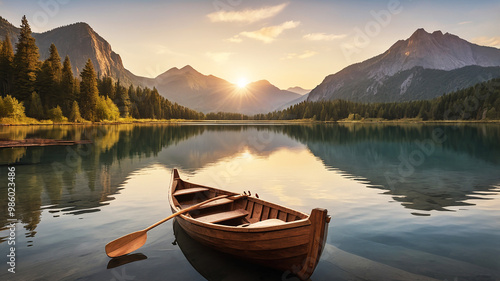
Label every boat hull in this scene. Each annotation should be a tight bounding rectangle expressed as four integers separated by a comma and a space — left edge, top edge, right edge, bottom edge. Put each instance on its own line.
169, 169, 329, 280
177, 216, 310, 270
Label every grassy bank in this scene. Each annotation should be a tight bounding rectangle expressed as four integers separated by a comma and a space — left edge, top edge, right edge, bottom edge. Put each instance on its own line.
2, 117, 500, 126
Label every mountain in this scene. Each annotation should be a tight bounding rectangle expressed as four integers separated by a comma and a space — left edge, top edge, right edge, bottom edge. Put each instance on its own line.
0, 17, 18, 43
286, 86, 310, 96
276, 93, 309, 111
245, 80, 302, 111
308, 28, 500, 103
153, 65, 232, 111
154, 66, 300, 114
1, 16, 300, 114
0, 16, 151, 87
277, 86, 311, 110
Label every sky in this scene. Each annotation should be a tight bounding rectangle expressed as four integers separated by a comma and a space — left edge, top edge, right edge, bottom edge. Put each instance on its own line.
1, 0, 499, 89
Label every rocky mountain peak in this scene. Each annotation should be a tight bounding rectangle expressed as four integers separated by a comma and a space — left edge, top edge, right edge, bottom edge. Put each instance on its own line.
308, 28, 500, 103
409, 28, 428, 38
180, 65, 195, 72
408, 28, 443, 41
42, 22, 92, 34
160, 65, 201, 78
432, 30, 443, 37
0, 16, 145, 86
375, 28, 500, 77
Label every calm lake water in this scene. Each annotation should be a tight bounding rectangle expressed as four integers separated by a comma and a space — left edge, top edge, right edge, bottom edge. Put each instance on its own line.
1, 123, 500, 281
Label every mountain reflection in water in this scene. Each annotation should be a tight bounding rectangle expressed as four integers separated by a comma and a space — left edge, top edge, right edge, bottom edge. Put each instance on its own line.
279, 124, 500, 213
1, 123, 499, 244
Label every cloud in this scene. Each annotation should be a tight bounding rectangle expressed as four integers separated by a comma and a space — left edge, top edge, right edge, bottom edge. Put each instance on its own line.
227, 36, 243, 43
471, 36, 500, 48
303, 32, 347, 41
284, 50, 318, 60
207, 3, 288, 23
237, 21, 300, 43
458, 21, 472, 25
206, 52, 233, 63
298, 51, 317, 59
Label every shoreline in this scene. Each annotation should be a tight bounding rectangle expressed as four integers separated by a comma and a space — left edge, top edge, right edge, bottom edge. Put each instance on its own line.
1, 118, 500, 127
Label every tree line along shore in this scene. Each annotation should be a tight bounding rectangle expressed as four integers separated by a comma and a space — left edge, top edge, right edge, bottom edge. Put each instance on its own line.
0, 16, 203, 125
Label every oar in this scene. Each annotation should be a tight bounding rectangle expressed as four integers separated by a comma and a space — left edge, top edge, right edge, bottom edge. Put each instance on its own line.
105, 194, 230, 258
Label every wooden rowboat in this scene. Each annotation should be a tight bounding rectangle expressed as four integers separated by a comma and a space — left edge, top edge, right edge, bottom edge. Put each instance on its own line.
173, 220, 284, 281
169, 169, 330, 280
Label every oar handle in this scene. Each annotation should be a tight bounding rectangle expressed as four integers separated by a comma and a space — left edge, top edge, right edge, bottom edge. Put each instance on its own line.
145, 195, 230, 231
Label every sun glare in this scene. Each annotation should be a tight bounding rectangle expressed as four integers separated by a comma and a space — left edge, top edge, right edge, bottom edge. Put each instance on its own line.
237, 78, 249, 88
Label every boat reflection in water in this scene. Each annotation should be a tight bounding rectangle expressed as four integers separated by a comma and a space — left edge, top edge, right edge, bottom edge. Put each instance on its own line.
173, 220, 291, 281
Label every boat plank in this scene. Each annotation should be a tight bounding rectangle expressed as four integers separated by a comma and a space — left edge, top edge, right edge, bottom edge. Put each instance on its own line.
194, 210, 249, 224
247, 197, 307, 219
173, 187, 209, 196
186, 230, 310, 259
269, 209, 279, 219
178, 218, 310, 240
246, 201, 255, 214
249, 203, 263, 223
253, 204, 263, 219
261, 206, 270, 220
278, 211, 287, 221
186, 230, 310, 250
180, 197, 232, 209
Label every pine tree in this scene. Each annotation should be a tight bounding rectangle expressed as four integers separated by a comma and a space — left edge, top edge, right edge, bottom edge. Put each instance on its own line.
47, 44, 62, 81
36, 43, 62, 109
13, 16, 40, 102
61, 56, 75, 115
303, 107, 311, 119
36, 60, 52, 107
79, 59, 98, 121
115, 80, 130, 117
98, 76, 115, 99
320, 106, 326, 121
27, 91, 44, 119
68, 100, 82, 122
0, 35, 14, 96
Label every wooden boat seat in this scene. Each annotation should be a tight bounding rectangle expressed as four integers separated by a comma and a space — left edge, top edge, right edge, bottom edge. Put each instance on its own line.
246, 219, 286, 228
195, 209, 249, 224
173, 187, 209, 196
181, 197, 233, 209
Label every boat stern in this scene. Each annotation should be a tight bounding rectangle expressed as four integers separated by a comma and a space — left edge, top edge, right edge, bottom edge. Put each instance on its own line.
294, 208, 330, 280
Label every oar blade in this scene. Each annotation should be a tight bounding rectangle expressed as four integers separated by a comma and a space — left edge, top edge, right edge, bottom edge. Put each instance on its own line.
105, 230, 148, 258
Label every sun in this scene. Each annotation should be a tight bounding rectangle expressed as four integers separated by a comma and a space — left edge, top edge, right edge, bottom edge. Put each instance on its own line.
236, 78, 249, 88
